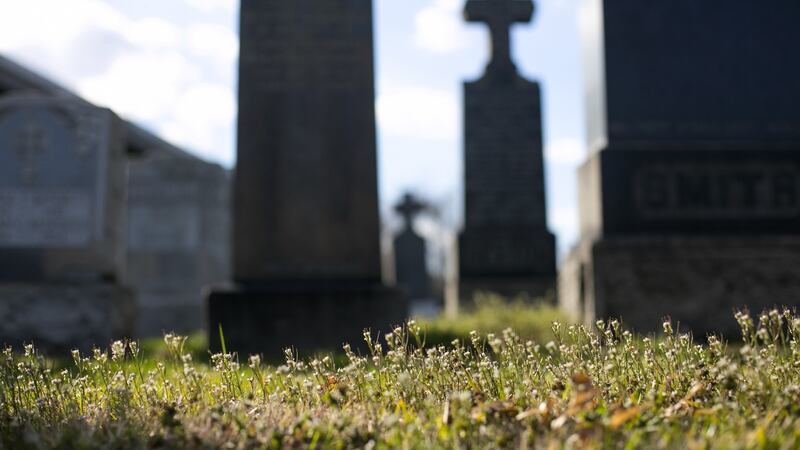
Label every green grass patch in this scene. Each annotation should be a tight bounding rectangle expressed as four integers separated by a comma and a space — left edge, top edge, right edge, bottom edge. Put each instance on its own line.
2, 309, 799, 449
418, 295, 565, 347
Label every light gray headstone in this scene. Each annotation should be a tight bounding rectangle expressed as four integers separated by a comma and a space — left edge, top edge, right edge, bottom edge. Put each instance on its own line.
0, 92, 133, 352
0, 94, 127, 282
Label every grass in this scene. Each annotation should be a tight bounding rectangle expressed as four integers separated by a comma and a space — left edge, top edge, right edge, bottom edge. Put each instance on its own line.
2, 307, 800, 449
419, 295, 565, 347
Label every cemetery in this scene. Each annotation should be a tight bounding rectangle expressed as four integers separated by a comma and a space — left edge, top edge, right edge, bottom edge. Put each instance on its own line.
1, 0, 800, 447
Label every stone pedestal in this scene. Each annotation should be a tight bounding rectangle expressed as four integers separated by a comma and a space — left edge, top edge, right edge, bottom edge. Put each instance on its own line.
562, 149, 800, 336
208, 284, 405, 355
0, 284, 135, 353
460, 225, 556, 305
560, 236, 800, 337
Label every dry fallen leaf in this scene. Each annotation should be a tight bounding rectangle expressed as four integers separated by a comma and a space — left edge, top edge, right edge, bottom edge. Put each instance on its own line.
608, 406, 640, 429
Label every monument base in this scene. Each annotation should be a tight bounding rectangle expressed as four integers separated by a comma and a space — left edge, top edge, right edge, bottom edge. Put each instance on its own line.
207, 283, 407, 356
559, 236, 800, 338
458, 226, 556, 308
0, 283, 135, 354
136, 300, 206, 337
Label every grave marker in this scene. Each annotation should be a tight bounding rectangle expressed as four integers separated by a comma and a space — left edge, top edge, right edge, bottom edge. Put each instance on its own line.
0, 93, 133, 352
559, 0, 800, 337
459, 0, 556, 305
207, 0, 406, 355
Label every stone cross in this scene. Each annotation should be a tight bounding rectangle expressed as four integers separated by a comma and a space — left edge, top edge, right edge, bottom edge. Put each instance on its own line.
464, 0, 533, 77
15, 121, 46, 184
395, 193, 426, 231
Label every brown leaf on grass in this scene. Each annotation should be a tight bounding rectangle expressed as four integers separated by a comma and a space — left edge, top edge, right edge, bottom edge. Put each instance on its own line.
566, 373, 597, 415
485, 400, 519, 418
664, 382, 706, 418
684, 382, 705, 401
608, 406, 640, 429
567, 389, 597, 415
571, 372, 592, 388
517, 399, 557, 423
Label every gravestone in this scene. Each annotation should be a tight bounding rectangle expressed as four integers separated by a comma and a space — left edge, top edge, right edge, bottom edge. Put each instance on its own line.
459, 0, 556, 305
393, 193, 432, 305
0, 93, 134, 352
128, 154, 230, 336
207, 0, 406, 355
559, 0, 800, 337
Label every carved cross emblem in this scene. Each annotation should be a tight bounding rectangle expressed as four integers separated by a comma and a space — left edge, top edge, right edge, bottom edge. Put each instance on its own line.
464, 0, 534, 78
15, 122, 47, 184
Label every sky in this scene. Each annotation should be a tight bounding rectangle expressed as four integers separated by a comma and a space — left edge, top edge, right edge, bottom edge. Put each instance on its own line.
0, 0, 587, 260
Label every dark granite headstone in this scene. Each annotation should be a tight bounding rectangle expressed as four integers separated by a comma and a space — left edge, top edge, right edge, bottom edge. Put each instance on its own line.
458, 0, 556, 305
560, 0, 800, 337
393, 193, 431, 302
207, 0, 406, 356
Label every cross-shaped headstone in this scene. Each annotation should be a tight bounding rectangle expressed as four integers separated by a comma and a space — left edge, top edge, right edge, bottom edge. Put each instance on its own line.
464, 0, 534, 78
15, 121, 47, 184
395, 193, 426, 232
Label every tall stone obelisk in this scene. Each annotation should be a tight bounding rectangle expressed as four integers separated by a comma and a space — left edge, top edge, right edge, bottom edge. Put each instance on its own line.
208, 0, 406, 355
459, 0, 556, 305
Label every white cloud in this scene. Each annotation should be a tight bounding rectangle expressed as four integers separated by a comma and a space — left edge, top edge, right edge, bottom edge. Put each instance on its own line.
187, 23, 239, 67
0, 0, 127, 74
182, 0, 236, 13
78, 51, 201, 121
376, 86, 459, 142
160, 83, 236, 165
0, 0, 238, 166
123, 17, 181, 49
414, 0, 467, 53
545, 137, 585, 165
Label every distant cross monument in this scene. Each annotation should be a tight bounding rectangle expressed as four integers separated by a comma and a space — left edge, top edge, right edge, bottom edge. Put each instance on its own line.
15, 121, 46, 184
393, 193, 432, 304
459, 0, 556, 305
396, 193, 426, 231
465, 0, 533, 76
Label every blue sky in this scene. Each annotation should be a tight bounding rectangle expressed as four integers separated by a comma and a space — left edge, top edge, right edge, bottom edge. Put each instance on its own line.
0, 0, 586, 258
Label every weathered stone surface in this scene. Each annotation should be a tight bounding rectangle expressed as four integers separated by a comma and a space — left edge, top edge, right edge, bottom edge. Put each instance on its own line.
560, 237, 800, 337
128, 155, 231, 336
0, 283, 135, 353
0, 94, 127, 283
208, 0, 406, 355
234, 0, 381, 283
459, 0, 556, 303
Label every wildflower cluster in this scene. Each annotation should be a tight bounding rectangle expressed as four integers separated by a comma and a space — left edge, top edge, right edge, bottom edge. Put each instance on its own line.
1, 311, 800, 449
